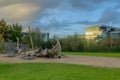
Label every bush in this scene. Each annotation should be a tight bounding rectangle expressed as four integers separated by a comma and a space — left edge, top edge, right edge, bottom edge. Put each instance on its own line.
59, 35, 120, 52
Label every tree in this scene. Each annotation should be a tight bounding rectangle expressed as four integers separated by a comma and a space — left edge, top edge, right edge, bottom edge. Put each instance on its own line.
0, 19, 9, 43
22, 27, 44, 48
4, 23, 23, 42
60, 34, 84, 52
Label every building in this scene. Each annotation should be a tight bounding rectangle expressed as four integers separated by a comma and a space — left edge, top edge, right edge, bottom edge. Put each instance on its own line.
22, 32, 50, 41
41, 33, 49, 41
85, 25, 120, 40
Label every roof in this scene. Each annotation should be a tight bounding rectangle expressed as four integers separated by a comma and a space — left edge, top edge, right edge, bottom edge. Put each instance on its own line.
100, 25, 120, 31
86, 24, 120, 31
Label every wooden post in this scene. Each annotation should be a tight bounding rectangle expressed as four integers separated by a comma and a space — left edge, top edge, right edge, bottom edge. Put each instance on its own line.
16, 37, 19, 53
28, 26, 34, 50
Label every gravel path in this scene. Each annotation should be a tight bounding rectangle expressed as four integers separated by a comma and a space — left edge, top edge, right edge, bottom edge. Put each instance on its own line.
0, 54, 120, 68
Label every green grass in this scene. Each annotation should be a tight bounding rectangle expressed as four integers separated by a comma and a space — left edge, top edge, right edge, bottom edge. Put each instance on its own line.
0, 63, 120, 80
63, 52, 120, 58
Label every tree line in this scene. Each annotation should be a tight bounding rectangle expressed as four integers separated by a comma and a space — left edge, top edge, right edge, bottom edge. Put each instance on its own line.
0, 19, 53, 50
59, 35, 120, 52
1, 19, 120, 52
0, 19, 46, 48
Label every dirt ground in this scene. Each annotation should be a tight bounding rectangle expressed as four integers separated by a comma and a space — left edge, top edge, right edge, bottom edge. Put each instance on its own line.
0, 54, 120, 68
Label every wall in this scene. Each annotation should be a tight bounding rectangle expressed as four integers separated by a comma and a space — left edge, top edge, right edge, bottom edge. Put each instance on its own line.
85, 26, 103, 39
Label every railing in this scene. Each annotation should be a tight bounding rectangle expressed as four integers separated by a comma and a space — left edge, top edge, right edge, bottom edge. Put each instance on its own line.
0, 42, 28, 54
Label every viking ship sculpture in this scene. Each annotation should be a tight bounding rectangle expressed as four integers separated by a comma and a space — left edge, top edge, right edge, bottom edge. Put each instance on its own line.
24, 39, 63, 58
47, 39, 62, 58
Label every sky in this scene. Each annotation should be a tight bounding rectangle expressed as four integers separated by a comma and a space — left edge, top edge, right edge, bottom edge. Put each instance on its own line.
0, 0, 120, 37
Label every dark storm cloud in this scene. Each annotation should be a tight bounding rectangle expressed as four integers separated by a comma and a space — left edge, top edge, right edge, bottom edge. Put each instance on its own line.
34, 0, 120, 28
97, 8, 120, 24
0, 0, 112, 20
69, 0, 108, 11
31, 0, 108, 30
74, 7, 120, 25
37, 18, 71, 31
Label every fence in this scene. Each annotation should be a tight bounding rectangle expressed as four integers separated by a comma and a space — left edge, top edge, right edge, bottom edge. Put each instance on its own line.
0, 42, 29, 54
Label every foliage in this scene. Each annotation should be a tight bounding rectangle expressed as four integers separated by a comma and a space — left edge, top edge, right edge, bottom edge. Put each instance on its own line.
1, 19, 120, 52
0, 47, 4, 51
0, 63, 119, 80
22, 27, 45, 48
0, 19, 9, 43
0, 19, 8, 34
4, 23, 23, 42
0, 19, 23, 43
60, 35, 84, 52
60, 34, 120, 52
44, 38, 56, 49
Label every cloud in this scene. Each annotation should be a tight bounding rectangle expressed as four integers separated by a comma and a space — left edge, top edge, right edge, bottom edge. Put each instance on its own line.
0, 3, 39, 21
69, 0, 108, 11
37, 18, 70, 31
0, 0, 21, 6
71, 7, 120, 26
0, 0, 106, 23
97, 8, 120, 24
69, 0, 96, 11
72, 20, 97, 25
1, 0, 120, 36
0, 0, 64, 25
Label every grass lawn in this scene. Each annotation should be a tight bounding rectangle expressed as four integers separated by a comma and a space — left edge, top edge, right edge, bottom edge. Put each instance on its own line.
63, 52, 120, 58
0, 63, 120, 80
